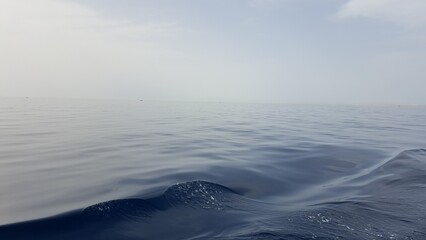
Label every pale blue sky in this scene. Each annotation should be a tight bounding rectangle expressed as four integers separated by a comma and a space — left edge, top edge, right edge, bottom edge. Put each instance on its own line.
1, 0, 426, 104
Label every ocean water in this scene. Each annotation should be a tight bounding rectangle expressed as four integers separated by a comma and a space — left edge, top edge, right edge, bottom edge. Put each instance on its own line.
0, 98, 425, 239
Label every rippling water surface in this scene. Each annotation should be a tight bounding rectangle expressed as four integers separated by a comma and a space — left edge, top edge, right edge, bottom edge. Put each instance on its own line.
0, 98, 425, 239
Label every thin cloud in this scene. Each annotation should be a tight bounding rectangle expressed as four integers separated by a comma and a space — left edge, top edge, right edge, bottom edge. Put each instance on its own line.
0, 0, 178, 40
0, 0, 179, 99
337, 0, 426, 28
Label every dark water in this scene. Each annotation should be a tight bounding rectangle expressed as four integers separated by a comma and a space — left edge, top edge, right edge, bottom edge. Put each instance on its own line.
0, 98, 425, 239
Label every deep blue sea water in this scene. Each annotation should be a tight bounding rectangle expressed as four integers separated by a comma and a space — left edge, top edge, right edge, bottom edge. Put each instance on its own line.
0, 98, 425, 239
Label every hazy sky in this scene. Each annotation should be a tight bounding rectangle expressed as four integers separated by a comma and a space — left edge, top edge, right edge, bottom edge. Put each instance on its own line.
1, 0, 426, 104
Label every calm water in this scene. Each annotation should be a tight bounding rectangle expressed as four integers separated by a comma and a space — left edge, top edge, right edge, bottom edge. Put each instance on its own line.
0, 98, 425, 239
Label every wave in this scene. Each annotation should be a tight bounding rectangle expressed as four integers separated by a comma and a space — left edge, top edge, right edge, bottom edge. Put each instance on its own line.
0, 181, 249, 240
347, 149, 426, 191
1, 150, 426, 239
